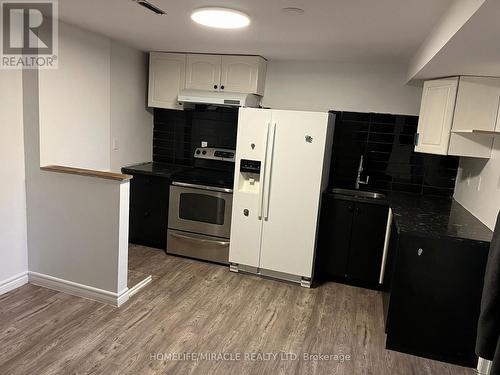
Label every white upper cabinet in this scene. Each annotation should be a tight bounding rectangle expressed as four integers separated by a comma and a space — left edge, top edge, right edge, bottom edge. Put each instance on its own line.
148, 52, 186, 110
148, 52, 267, 110
185, 54, 267, 95
185, 54, 222, 91
452, 77, 500, 132
415, 77, 458, 155
220, 56, 267, 95
415, 76, 500, 158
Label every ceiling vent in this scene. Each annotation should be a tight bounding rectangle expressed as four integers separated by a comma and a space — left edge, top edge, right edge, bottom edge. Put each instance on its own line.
133, 0, 166, 15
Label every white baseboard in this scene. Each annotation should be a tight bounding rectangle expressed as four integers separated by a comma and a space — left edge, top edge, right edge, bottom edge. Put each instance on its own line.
0, 271, 29, 296
128, 275, 152, 297
28, 271, 129, 307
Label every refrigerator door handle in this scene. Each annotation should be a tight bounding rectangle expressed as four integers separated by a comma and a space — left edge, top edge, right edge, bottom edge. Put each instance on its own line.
264, 123, 277, 220
258, 122, 271, 219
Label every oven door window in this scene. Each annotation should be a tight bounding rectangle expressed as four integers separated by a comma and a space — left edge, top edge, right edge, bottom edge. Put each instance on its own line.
179, 193, 226, 225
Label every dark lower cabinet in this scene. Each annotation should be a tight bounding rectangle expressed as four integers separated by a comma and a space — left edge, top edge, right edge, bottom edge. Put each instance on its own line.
318, 198, 352, 278
316, 194, 389, 287
348, 202, 389, 283
385, 232, 489, 367
127, 173, 170, 249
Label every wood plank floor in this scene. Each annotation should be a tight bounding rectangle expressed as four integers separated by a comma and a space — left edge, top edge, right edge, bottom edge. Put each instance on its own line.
0, 244, 475, 375
128, 269, 151, 290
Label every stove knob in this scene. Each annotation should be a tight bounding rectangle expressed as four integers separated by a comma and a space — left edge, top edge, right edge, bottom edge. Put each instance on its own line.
196, 150, 201, 155
202, 150, 207, 155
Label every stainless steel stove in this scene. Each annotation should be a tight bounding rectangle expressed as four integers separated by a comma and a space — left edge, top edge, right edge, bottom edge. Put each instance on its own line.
167, 148, 235, 264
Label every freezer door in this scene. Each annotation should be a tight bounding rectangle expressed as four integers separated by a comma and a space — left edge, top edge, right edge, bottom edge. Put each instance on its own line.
260, 110, 330, 277
229, 108, 271, 268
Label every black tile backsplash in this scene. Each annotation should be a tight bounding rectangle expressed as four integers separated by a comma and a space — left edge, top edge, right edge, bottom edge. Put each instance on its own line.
153, 106, 238, 166
153, 108, 458, 197
329, 111, 459, 197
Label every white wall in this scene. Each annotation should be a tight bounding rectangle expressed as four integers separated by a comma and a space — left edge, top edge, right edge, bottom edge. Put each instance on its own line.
454, 138, 500, 230
110, 43, 153, 172
39, 22, 111, 170
24, 67, 129, 304
407, 0, 486, 80
21, 21, 151, 303
262, 60, 422, 115
28, 171, 129, 294
0, 70, 29, 294
39, 21, 153, 172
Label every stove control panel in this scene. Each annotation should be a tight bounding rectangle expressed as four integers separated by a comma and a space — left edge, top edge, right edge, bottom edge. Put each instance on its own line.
194, 148, 235, 162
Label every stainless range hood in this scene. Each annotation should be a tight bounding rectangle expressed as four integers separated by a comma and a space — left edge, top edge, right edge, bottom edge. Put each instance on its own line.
178, 89, 261, 107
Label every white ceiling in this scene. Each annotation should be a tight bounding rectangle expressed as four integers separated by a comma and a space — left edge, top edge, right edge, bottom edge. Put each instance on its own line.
413, 0, 500, 79
57, 0, 454, 63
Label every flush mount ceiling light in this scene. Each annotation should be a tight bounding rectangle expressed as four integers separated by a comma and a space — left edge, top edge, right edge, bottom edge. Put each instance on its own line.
191, 7, 250, 29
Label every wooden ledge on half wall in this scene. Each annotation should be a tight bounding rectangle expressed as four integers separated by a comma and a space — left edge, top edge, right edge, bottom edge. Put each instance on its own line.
40, 165, 133, 182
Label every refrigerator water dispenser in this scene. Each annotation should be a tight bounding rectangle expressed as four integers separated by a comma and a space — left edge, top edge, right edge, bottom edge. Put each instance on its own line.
238, 159, 261, 193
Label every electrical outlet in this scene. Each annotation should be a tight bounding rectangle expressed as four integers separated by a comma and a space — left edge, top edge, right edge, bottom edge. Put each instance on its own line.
112, 138, 119, 151
201, 141, 208, 147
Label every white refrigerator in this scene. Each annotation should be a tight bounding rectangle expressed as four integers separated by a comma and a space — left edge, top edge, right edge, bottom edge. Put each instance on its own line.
229, 108, 335, 287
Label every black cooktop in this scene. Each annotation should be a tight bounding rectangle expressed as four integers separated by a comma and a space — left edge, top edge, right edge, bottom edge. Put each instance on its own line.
163, 147, 236, 190
171, 168, 234, 189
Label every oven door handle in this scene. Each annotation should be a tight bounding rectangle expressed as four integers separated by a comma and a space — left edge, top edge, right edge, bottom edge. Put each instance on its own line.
170, 232, 230, 246
172, 181, 233, 194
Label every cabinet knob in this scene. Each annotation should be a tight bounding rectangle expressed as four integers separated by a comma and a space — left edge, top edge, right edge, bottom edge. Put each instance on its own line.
417, 248, 423, 256
251, 143, 255, 150
243, 209, 249, 217
214, 85, 218, 89
221, 85, 225, 90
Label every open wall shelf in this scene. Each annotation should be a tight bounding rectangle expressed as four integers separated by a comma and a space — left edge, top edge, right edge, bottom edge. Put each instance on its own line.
452, 129, 500, 136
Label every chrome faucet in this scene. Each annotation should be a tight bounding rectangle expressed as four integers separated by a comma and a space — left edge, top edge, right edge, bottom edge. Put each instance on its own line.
355, 155, 369, 190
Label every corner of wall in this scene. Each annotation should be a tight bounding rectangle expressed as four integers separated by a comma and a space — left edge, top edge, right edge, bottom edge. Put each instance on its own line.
0, 69, 29, 295
453, 141, 500, 231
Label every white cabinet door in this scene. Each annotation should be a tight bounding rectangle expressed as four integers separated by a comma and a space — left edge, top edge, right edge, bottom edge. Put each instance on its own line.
220, 56, 266, 95
185, 54, 221, 91
259, 110, 329, 278
229, 108, 271, 268
448, 76, 500, 157
148, 52, 186, 109
415, 77, 459, 155
452, 76, 500, 132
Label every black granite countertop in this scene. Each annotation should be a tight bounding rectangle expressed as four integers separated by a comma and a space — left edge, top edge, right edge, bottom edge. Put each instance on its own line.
121, 162, 186, 178
387, 192, 493, 243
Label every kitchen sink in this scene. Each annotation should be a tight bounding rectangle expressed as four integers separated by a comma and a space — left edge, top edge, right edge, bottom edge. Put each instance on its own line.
329, 188, 387, 200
